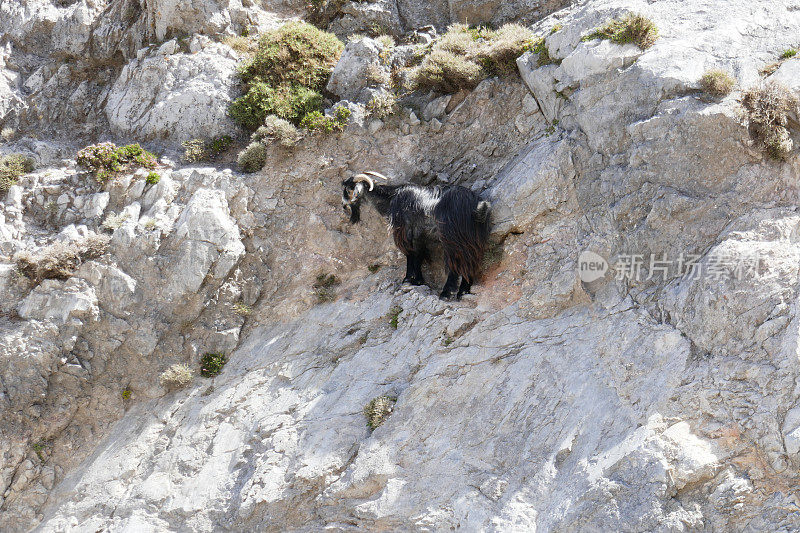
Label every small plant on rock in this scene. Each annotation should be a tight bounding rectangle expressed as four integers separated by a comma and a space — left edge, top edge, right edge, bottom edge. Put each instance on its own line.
582, 13, 659, 50
159, 363, 194, 389
742, 81, 799, 160
366, 92, 397, 119
253, 115, 304, 148
300, 107, 351, 133
76, 142, 157, 183
233, 302, 253, 316
121, 388, 132, 400
145, 171, 160, 185
700, 69, 735, 97
0, 154, 34, 192
781, 48, 798, 59
364, 395, 396, 430
387, 305, 402, 329
101, 212, 128, 231
237, 142, 268, 173
200, 352, 227, 378
181, 139, 207, 162
182, 136, 233, 162
313, 273, 340, 303
531, 36, 554, 67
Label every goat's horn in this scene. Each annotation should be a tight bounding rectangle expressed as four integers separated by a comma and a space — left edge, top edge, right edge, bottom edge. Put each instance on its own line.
353, 173, 376, 191
364, 171, 389, 181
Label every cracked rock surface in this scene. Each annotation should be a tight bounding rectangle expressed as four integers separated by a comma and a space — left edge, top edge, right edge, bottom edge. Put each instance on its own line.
2, 0, 800, 531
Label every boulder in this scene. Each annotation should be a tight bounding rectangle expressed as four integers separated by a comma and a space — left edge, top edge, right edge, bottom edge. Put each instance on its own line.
106, 43, 239, 142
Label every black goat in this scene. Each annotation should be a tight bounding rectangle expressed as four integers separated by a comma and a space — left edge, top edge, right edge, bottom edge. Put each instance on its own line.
342, 171, 490, 300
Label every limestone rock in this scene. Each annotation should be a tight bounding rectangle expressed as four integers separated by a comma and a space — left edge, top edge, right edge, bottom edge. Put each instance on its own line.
106, 44, 239, 142
327, 37, 388, 102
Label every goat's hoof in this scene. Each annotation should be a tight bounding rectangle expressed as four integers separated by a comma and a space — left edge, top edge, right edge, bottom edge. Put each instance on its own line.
403, 277, 424, 286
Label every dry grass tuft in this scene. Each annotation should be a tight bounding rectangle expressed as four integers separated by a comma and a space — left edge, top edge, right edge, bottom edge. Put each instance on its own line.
583, 13, 659, 50
14, 235, 111, 282
742, 81, 799, 160
700, 69, 735, 97
159, 364, 194, 389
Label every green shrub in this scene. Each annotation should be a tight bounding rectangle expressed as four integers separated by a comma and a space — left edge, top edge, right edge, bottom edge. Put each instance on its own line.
200, 352, 227, 378
582, 13, 659, 50
700, 69, 735, 97
145, 171, 160, 184
239, 22, 343, 88
364, 395, 396, 430
159, 364, 193, 389
781, 48, 798, 59
412, 50, 485, 93
313, 273, 340, 303
387, 305, 402, 329
0, 154, 34, 192
366, 92, 397, 119
121, 389, 132, 400
76, 142, 157, 182
230, 82, 324, 129
14, 234, 110, 282
237, 142, 268, 173
300, 107, 351, 133
253, 115, 304, 147
230, 22, 343, 130
742, 81, 799, 160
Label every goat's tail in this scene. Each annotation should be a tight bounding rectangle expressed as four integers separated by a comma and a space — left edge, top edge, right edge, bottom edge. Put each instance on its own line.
435, 190, 491, 283
474, 200, 491, 224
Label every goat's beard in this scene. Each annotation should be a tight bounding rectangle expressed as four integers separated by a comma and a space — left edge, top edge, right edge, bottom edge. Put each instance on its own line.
345, 204, 361, 224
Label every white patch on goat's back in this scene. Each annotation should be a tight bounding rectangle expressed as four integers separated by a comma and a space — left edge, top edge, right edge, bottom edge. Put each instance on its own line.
403, 186, 441, 215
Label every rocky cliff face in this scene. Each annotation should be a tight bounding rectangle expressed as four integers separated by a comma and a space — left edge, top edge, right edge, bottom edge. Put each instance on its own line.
2, 0, 800, 531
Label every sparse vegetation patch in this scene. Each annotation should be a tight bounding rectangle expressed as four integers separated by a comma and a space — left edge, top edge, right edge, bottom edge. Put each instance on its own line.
409, 23, 538, 94
364, 395, 396, 430
182, 135, 233, 162
300, 107, 351, 133
14, 234, 111, 282
582, 13, 659, 50
0, 154, 34, 192
252, 115, 304, 148
781, 48, 798, 59
159, 364, 194, 389
76, 142, 157, 183
314, 273, 340, 303
387, 305, 402, 329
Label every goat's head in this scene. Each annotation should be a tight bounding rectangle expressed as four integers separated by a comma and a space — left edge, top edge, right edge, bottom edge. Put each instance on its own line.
341, 171, 387, 224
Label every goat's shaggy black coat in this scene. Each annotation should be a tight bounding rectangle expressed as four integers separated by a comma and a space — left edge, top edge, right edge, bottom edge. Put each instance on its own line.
342, 178, 490, 299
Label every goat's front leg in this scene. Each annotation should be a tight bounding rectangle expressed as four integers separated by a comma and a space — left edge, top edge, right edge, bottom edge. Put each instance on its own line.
403, 254, 425, 285
439, 271, 460, 300
456, 277, 472, 300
